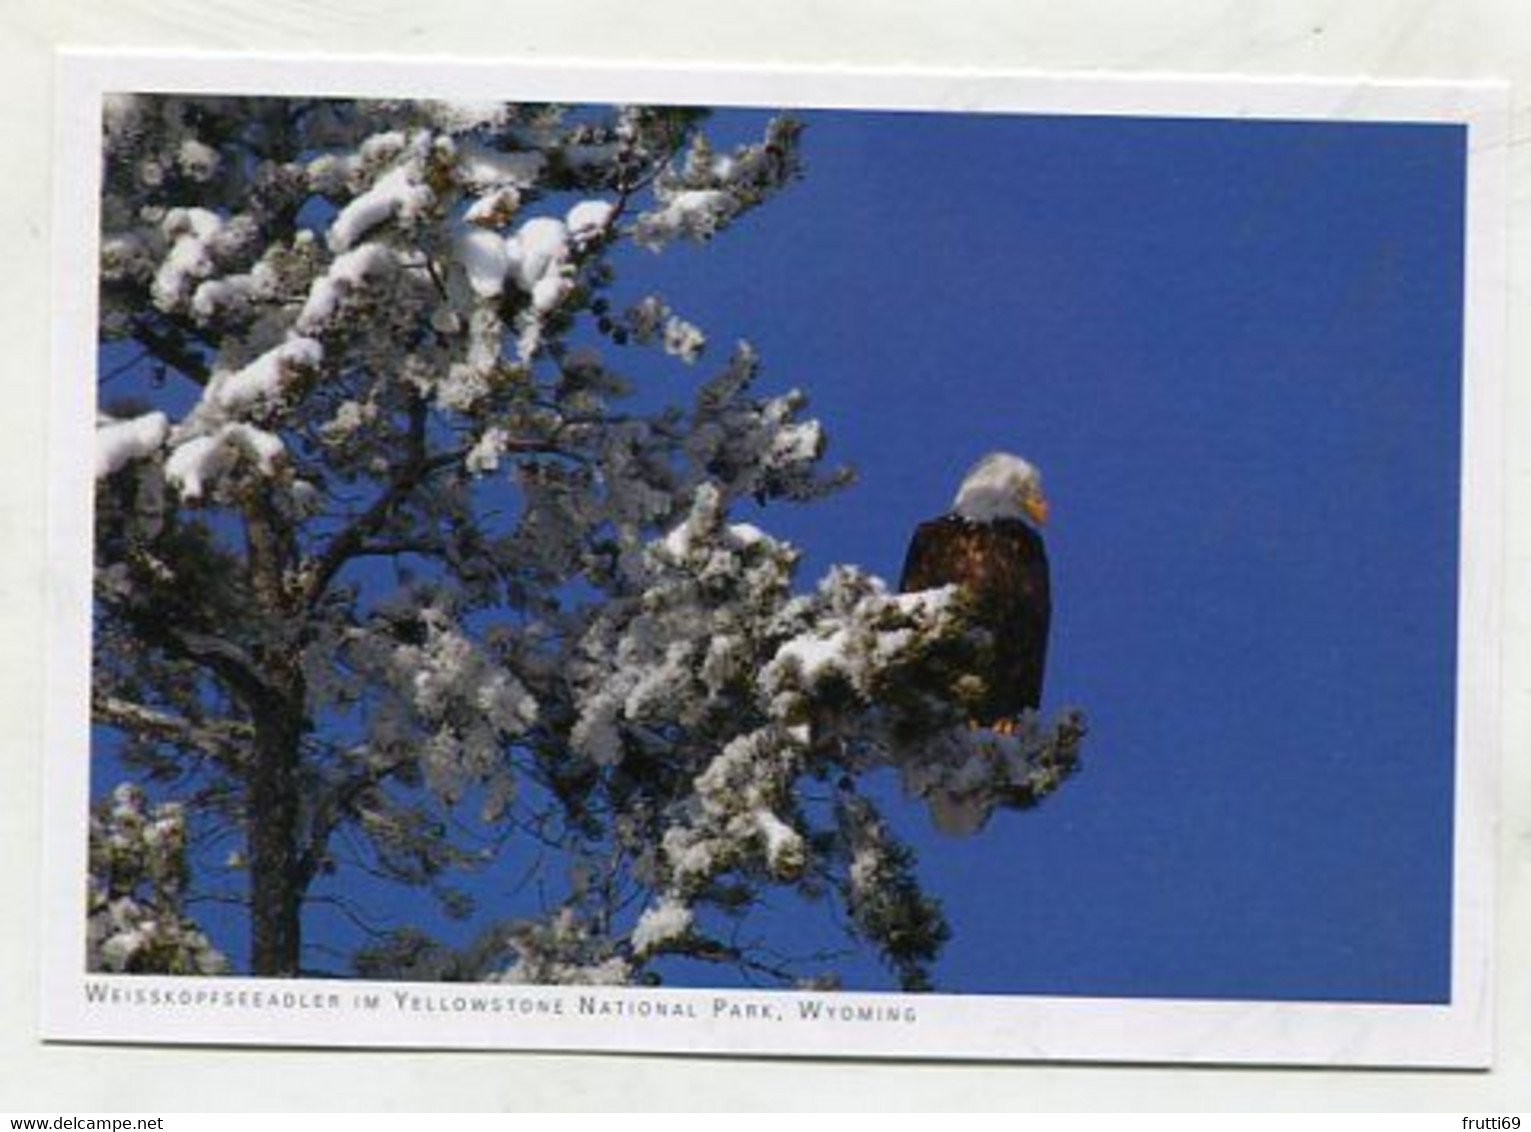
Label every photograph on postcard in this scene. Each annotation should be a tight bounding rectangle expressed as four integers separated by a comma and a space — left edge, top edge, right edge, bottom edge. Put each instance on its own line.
46, 56, 1504, 1065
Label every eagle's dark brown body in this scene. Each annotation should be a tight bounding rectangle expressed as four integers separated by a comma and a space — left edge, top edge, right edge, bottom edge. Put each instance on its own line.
899, 514, 1050, 724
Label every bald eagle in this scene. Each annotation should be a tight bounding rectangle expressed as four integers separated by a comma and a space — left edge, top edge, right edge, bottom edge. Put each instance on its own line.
899, 453, 1051, 729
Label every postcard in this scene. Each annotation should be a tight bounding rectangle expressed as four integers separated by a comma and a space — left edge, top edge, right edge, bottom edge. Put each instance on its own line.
44, 50, 1507, 1065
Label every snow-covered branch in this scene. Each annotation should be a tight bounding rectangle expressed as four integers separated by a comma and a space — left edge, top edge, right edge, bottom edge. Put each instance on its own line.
88, 784, 229, 975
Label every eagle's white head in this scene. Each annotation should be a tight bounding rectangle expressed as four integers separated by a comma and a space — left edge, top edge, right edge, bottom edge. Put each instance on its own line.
952, 452, 1049, 526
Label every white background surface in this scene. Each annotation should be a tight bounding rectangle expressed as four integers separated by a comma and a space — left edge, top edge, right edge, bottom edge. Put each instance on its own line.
1, 0, 1527, 1112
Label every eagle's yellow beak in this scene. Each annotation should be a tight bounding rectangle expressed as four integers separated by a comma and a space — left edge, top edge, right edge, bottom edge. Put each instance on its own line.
1023, 490, 1050, 527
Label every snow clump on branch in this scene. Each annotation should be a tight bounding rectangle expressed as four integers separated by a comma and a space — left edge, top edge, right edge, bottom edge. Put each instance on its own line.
87, 784, 228, 975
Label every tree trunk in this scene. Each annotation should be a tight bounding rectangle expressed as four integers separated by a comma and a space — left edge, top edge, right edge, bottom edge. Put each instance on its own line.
243, 488, 309, 978
247, 694, 305, 977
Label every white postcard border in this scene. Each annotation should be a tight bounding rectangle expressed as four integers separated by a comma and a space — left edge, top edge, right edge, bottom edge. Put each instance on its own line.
44, 50, 1509, 1067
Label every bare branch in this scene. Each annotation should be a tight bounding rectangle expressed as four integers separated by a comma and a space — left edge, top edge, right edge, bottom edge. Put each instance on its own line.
92, 693, 252, 764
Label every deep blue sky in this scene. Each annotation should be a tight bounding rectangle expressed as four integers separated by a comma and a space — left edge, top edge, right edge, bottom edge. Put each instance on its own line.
97, 105, 1466, 1003
626, 109, 1465, 1002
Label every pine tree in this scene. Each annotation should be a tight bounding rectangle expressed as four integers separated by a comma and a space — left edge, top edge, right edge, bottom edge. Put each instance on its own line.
91, 94, 1084, 988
